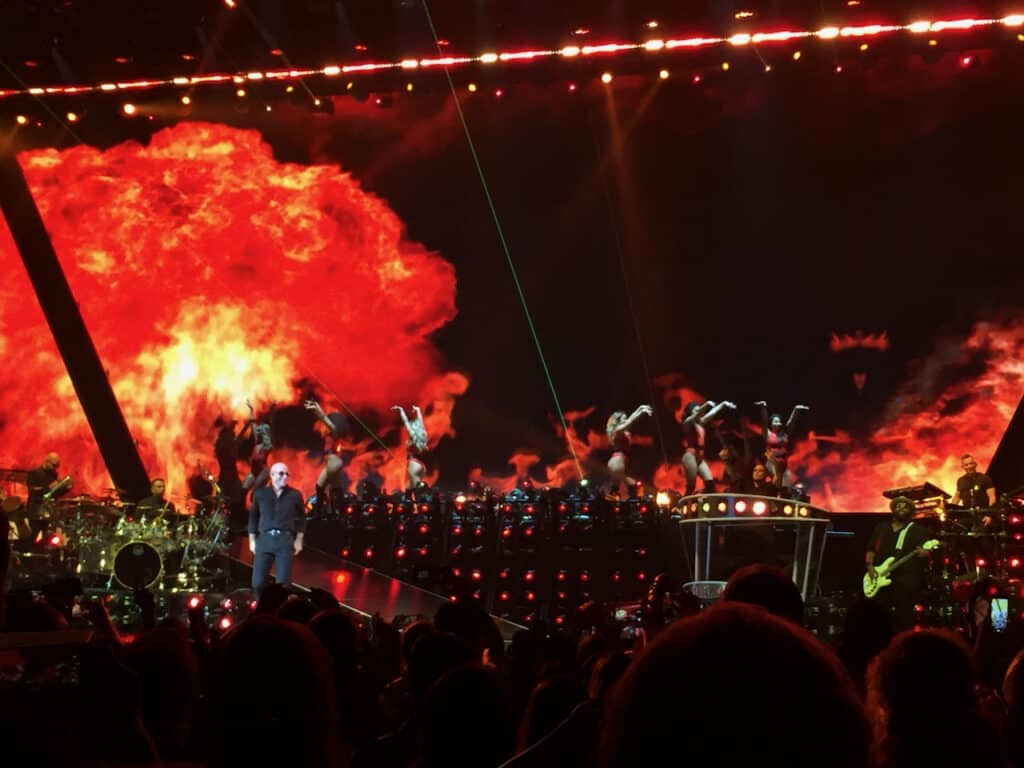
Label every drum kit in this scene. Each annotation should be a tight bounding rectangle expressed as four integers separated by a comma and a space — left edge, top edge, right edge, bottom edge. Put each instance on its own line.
42, 490, 231, 591
923, 504, 1009, 587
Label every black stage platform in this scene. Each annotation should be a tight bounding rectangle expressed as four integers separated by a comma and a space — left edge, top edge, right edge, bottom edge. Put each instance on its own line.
229, 539, 526, 640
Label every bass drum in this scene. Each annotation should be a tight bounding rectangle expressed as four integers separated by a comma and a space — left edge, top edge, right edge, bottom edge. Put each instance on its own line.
112, 540, 163, 589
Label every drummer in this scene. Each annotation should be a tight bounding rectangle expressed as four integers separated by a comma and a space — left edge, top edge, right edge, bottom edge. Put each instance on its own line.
950, 454, 996, 526
136, 478, 177, 518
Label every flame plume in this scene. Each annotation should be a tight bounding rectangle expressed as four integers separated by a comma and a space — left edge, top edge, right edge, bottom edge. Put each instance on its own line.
0, 122, 460, 498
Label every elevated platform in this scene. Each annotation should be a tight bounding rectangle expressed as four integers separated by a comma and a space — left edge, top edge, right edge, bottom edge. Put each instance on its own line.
229, 539, 526, 641
676, 493, 834, 601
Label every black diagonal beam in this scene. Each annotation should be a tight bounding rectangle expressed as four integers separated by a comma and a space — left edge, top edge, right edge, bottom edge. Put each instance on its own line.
0, 150, 150, 501
988, 391, 1024, 498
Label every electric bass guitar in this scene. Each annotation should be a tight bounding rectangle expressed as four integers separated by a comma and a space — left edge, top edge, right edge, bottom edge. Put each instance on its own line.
863, 539, 940, 598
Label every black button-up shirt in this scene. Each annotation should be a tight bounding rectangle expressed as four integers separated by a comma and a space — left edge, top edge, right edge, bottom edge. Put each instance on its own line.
248, 486, 306, 535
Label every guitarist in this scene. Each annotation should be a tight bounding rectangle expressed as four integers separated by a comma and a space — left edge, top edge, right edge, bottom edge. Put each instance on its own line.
865, 495, 933, 631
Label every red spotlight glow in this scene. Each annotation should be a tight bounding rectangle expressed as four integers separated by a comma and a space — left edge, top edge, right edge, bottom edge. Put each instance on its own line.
735, 500, 748, 513
525, 570, 536, 582
976, 558, 987, 568
364, 547, 374, 559
188, 596, 202, 609
1012, 558, 1022, 568
1010, 515, 1022, 525
219, 616, 233, 629
471, 569, 482, 581
960, 54, 974, 67
499, 591, 510, 601
396, 546, 407, 559
752, 500, 767, 516
418, 524, 429, 535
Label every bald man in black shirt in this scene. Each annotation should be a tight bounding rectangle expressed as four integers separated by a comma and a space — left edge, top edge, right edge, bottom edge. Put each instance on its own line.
248, 461, 306, 598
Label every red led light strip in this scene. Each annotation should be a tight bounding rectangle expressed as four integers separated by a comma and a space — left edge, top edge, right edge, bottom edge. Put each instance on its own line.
0, 15, 1021, 102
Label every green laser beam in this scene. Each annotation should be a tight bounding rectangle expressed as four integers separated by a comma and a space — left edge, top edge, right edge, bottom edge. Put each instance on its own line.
420, 0, 584, 482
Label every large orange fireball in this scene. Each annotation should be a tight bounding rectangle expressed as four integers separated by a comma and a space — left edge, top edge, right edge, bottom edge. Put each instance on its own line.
0, 122, 459, 498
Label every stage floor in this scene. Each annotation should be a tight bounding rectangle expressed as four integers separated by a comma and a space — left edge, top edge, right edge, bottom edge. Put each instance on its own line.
230, 539, 525, 640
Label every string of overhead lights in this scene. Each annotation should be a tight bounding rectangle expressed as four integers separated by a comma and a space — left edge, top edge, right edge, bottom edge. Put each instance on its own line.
0, 14, 1022, 105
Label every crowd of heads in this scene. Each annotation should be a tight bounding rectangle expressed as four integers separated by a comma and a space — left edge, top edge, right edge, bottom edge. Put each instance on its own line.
3, 491, 1024, 768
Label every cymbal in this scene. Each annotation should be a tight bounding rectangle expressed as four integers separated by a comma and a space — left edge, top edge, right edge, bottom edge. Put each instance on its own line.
62, 495, 99, 504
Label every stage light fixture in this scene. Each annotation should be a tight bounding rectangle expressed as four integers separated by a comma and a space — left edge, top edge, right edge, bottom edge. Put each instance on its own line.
181, 95, 191, 105
66, 111, 79, 122
219, 616, 233, 629
860, 43, 869, 51
236, 88, 247, 97
659, 69, 670, 79
752, 500, 768, 516
835, 65, 843, 73
765, 64, 773, 72
568, 82, 577, 92
223, 0, 236, 8
735, 500, 748, 514
15, 114, 28, 125
406, 83, 414, 92
188, 595, 203, 609
468, 82, 478, 92
122, 102, 137, 115
601, 72, 613, 83
647, 20, 660, 29
494, 88, 504, 97
721, 61, 730, 70
793, 50, 802, 60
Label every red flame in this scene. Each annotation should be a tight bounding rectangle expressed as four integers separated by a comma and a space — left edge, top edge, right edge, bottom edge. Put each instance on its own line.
653, 320, 1022, 511
0, 122, 462, 497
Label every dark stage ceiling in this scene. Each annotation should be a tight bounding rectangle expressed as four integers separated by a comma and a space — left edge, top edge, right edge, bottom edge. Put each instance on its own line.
0, 0, 1015, 92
